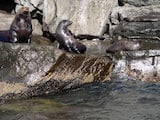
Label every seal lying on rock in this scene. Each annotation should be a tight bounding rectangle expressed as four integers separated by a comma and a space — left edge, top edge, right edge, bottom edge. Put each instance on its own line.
55, 20, 86, 54
10, 6, 32, 43
106, 40, 142, 53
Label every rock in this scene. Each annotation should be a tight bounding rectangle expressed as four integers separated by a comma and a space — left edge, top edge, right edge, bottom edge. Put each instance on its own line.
82, 39, 111, 55
0, 42, 113, 102
113, 49, 160, 82
110, 5, 160, 39
32, 19, 43, 35
15, 0, 117, 36
112, 21, 160, 39
43, 0, 56, 25
0, 0, 16, 13
118, 0, 160, 7
14, 0, 44, 13
49, 0, 117, 36
111, 5, 160, 25
31, 35, 53, 45
0, 12, 14, 30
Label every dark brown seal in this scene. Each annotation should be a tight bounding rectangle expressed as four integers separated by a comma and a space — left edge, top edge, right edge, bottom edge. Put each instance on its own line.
10, 7, 32, 43
55, 20, 86, 54
106, 40, 142, 53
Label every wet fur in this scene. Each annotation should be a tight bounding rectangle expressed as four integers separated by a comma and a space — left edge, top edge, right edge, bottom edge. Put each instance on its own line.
55, 20, 86, 54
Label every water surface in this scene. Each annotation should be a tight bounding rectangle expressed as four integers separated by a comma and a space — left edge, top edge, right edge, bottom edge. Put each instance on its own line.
0, 76, 160, 120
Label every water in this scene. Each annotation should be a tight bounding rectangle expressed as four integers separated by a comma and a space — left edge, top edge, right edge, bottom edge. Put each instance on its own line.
0, 76, 160, 120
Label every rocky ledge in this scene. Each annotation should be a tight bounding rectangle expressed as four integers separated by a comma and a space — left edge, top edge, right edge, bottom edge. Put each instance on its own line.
0, 42, 113, 103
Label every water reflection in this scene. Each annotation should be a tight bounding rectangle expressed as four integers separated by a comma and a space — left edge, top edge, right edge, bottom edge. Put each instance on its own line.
0, 80, 160, 120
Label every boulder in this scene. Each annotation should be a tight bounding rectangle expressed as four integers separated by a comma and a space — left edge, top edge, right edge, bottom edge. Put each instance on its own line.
15, 0, 118, 36
0, 42, 113, 102
0, 12, 14, 30
43, 0, 56, 25
118, 0, 160, 7
111, 5, 160, 25
113, 49, 160, 82
32, 19, 43, 35
49, 0, 117, 36
112, 21, 160, 39
14, 0, 44, 13
110, 5, 160, 39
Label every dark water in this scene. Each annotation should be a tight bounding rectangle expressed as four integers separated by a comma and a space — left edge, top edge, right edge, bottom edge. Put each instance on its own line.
1, 76, 160, 120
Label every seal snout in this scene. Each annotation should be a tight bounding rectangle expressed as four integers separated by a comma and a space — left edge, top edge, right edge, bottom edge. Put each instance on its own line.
23, 10, 29, 15
60, 20, 73, 26
67, 20, 73, 25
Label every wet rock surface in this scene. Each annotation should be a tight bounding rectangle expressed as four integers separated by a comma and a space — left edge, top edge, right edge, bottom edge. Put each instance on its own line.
112, 40, 160, 82
0, 42, 113, 102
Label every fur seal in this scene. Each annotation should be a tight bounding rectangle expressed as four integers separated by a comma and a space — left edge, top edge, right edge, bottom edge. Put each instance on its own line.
10, 6, 32, 43
106, 40, 142, 53
55, 20, 86, 54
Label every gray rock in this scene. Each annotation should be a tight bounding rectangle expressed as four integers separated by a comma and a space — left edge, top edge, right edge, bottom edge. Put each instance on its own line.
113, 50, 160, 82
111, 5, 160, 25
112, 21, 160, 39
32, 19, 43, 35
0, 42, 113, 101
110, 5, 160, 39
119, 0, 160, 7
48, 0, 117, 36
43, 0, 56, 25
15, 0, 117, 36
14, 0, 44, 13
0, 12, 14, 30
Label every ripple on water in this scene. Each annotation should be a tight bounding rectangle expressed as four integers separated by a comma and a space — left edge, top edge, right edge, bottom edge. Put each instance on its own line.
0, 79, 160, 120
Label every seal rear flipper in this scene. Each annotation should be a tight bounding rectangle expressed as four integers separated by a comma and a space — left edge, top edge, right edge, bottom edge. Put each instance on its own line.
71, 44, 80, 54
71, 42, 86, 54
77, 44, 87, 54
